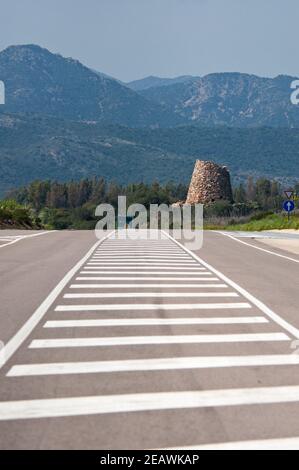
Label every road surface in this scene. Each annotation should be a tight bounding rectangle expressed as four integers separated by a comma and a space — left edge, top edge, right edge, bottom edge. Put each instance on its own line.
0, 229, 299, 450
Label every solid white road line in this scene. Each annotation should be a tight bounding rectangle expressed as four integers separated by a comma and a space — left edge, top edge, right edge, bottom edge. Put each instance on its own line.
219, 231, 299, 264
163, 231, 299, 339
44, 317, 268, 329
165, 437, 299, 450
0, 231, 114, 369
70, 283, 228, 289
63, 292, 238, 299
9, 353, 299, 377
3, 385, 299, 420
76, 277, 221, 281
29, 333, 287, 349
55, 302, 251, 312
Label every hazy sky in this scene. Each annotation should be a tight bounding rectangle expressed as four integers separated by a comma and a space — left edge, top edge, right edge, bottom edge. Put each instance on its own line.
0, 0, 298, 81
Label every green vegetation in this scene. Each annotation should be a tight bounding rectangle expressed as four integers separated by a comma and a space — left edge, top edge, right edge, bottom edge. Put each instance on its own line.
7, 179, 188, 230
3, 176, 299, 231
1, 113, 299, 197
203, 178, 299, 230
226, 213, 299, 231
0, 199, 41, 229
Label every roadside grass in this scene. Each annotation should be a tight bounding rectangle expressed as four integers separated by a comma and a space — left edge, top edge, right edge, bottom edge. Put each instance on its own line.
204, 213, 299, 231
0, 199, 41, 229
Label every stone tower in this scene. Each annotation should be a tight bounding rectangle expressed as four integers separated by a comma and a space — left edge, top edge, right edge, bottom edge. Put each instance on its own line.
186, 160, 233, 204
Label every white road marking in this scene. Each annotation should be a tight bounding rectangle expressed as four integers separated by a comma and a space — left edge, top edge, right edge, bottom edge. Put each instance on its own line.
44, 317, 268, 328
55, 302, 251, 312
29, 333, 287, 349
10, 352, 299, 377
70, 283, 228, 289
93, 252, 191, 255
76, 277, 221, 281
0, 231, 114, 369
63, 292, 238, 299
89, 258, 196, 262
219, 231, 299, 264
81, 270, 213, 274
165, 437, 299, 450
0, 231, 57, 249
86, 263, 199, 266
2, 385, 299, 420
84, 265, 206, 269
93, 251, 190, 262
95, 253, 184, 256
163, 231, 299, 339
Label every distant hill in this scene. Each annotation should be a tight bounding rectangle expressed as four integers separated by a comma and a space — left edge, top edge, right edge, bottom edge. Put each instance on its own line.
127, 75, 195, 91
139, 73, 299, 127
0, 44, 181, 127
0, 112, 298, 196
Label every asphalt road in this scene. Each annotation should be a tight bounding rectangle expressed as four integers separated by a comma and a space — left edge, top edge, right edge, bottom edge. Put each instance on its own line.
0, 229, 299, 450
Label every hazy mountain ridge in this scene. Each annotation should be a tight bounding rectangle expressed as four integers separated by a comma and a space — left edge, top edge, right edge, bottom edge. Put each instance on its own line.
1, 44, 299, 127
0, 44, 181, 127
139, 73, 299, 127
127, 75, 195, 91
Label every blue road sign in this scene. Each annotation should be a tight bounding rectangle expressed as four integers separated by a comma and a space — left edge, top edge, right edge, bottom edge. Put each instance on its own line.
283, 200, 295, 212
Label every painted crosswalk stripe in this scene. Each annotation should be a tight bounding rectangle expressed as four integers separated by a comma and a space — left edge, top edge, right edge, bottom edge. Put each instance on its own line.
44, 317, 268, 329
84, 265, 206, 270
29, 332, 287, 349
63, 292, 238, 299
94, 250, 190, 258
55, 302, 251, 311
89, 259, 196, 262
93, 253, 191, 256
91, 258, 193, 262
86, 263, 199, 266
81, 270, 213, 274
3, 385, 299, 420
9, 352, 299, 377
95, 252, 185, 256
76, 277, 221, 281
70, 283, 228, 288
93, 252, 192, 256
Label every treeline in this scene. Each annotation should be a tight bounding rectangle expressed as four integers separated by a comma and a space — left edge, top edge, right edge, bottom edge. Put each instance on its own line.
8, 178, 188, 210
205, 177, 299, 221
233, 177, 295, 210
7, 179, 188, 229
5, 176, 298, 230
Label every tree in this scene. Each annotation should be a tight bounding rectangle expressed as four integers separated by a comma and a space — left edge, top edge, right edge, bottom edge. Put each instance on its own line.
234, 184, 246, 203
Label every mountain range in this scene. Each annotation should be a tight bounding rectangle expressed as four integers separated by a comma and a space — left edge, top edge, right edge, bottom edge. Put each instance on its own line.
129, 74, 299, 127
0, 44, 181, 127
1, 44, 299, 128
0, 43, 299, 194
